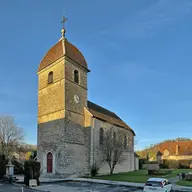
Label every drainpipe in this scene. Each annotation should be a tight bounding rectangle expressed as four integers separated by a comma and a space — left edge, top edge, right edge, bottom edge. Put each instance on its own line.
92, 117, 95, 166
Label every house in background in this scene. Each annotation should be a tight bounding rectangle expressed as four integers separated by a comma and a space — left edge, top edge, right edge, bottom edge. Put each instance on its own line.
157, 140, 192, 160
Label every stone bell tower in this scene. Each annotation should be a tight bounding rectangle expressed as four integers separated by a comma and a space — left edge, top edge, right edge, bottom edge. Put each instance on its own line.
37, 17, 91, 177
37, 16, 90, 126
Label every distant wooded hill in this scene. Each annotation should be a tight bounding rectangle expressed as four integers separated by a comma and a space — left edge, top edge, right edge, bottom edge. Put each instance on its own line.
16, 143, 37, 153
136, 138, 192, 160
6, 143, 37, 161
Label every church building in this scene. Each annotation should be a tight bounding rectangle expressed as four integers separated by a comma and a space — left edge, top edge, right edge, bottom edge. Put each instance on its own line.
37, 18, 136, 177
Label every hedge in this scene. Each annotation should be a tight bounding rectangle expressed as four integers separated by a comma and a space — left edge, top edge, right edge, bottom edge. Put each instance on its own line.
0, 154, 8, 179
12, 159, 24, 174
139, 158, 147, 169
160, 159, 192, 169
179, 160, 192, 169
0, 154, 25, 178
148, 169, 172, 176
24, 160, 41, 186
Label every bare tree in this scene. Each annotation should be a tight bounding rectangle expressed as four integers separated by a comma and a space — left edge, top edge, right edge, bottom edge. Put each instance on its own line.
99, 126, 128, 175
134, 137, 139, 148
0, 115, 24, 159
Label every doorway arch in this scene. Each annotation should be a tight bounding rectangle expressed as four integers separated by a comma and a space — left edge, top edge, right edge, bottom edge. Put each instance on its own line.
47, 152, 53, 173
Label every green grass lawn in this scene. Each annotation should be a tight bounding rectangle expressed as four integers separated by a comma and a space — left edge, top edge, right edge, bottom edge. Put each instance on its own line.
93, 169, 150, 183
92, 169, 191, 183
176, 180, 192, 187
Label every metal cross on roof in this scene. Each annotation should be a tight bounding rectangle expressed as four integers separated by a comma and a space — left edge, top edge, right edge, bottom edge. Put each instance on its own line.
61, 16, 67, 30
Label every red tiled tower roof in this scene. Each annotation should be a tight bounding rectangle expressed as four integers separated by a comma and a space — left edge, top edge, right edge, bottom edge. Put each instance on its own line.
38, 38, 89, 72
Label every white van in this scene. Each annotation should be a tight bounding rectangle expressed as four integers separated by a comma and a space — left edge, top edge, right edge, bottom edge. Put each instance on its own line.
143, 178, 172, 192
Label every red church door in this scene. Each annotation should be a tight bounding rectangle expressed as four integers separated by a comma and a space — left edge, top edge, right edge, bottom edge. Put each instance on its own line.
47, 152, 53, 173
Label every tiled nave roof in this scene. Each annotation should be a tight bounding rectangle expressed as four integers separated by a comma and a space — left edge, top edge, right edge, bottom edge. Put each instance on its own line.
87, 101, 135, 136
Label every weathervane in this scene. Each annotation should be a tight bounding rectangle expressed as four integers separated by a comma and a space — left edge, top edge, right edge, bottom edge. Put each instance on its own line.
61, 16, 67, 38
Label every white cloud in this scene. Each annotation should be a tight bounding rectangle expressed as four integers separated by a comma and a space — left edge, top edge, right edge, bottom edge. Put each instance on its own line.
99, 0, 192, 39
122, 0, 192, 38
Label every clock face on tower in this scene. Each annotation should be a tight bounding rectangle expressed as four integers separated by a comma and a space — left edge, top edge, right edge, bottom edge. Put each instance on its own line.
74, 94, 80, 104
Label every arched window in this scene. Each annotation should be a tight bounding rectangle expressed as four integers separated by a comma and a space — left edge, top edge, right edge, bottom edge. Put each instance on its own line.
124, 135, 127, 149
74, 70, 79, 84
99, 128, 104, 145
47, 152, 53, 173
48, 71, 53, 84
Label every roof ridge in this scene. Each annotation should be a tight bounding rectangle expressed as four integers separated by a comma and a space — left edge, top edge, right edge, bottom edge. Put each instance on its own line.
87, 100, 120, 119
87, 100, 135, 136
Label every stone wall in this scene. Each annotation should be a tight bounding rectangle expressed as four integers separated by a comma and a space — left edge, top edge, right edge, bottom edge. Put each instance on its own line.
65, 59, 87, 92
142, 164, 159, 170
97, 151, 134, 175
37, 118, 91, 178
38, 58, 65, 124
93, 118, 135, 174
64, 59, 88, 126
163, 155, 192, 160
37, 58, 88, 126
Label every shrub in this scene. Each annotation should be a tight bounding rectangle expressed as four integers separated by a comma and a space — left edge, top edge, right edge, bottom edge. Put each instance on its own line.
159, 163, 168, 169
24, 160, 41, 186
148, 169, 172, 176
32, 150, 37, 159
161, 159, 191, 169
11, 160, 24, 175
185, 174, 192, 181
148, 170, 154, 175
179, 163, 188, 169
139, 158, 146, 169
0, 155, 25, 178
148, 161, 158, 164
0, 154, 8, 179
90, 163, 99, 177
178, 160, 191, 169
162, 159, 179, 169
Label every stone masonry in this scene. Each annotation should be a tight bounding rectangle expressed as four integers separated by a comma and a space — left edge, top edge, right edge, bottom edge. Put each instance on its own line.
37, 118, 91, 178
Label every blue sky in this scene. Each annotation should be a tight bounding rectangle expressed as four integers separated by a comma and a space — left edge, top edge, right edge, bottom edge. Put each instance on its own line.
0, 0, 192, 150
